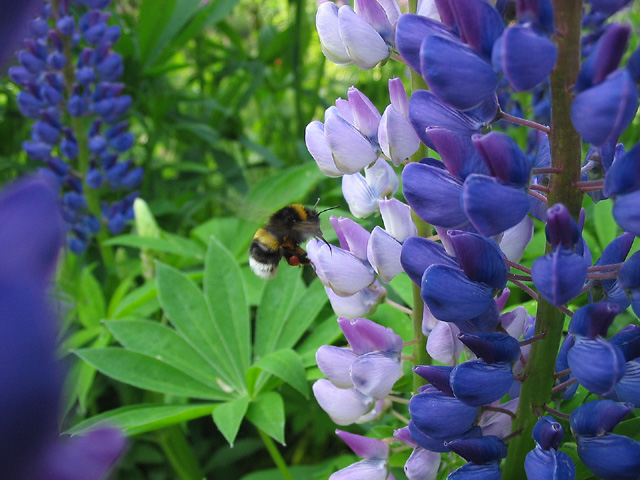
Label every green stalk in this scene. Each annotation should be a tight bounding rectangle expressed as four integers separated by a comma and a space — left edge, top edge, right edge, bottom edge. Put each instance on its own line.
157, 426, 205, 480
501, 0, 583, 476
257, 428, 295, 480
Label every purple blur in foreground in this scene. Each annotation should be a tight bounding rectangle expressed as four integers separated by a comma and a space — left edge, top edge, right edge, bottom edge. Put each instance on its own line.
0, 177, 125, 480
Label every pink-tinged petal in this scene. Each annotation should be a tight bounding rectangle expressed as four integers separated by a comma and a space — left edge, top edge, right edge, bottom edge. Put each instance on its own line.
354, 0, 395, 45
499, 215, 534, 263
313, 242, 376, 296
338, 6, 390, 70
379, 0, 402, 26
379, 198, 417, 242
367, 226, 403, 282
416, 0, 441, 20
330, 216, 371, 259
339, 317, 403, 354
427, 321, 463, 365
316, 2, 353, 66
357, 398, 390, 423
366, 157, 399, 198
348, 86, 382, 141
343, 172, 380, 218
305, 120, 342, 177
325, 107, 378, 174
316, 345, 357, 388
388, 78, 410, 117
394, 426, 416, 447
404, 447, 440, 480
326, 284, 385, 319
378, 104, 421, 166
335, 97, 355, 124
336, 429, 389, 459
351, 351, 402, 398
479, 398, 519, 438
330, 459, 390, 480
500, 306, 527, 339
313, 379, 374, 425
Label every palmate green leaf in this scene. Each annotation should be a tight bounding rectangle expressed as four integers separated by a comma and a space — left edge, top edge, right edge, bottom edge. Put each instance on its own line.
203, 238, 251, 383
246, 392, 285, 445
248, 349, 308, 398
110, 279, 160, 319
212, 396, 250, 447
156, 262, 242, 392
254, 270, 327, 358
75, 347, 227, 400
104, 319, 230, 397
66, 403, 218, 436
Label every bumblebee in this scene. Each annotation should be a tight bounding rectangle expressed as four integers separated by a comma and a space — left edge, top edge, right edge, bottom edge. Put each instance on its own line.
249, 204, 335, 279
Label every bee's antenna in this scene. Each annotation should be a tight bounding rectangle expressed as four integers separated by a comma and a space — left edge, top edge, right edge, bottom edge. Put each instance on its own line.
318, 205, 340, 215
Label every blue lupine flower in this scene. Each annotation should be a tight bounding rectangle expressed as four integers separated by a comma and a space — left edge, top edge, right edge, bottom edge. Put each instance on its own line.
394, 426, 441, 480
525, 416, 575, 480
445, 435, 507, 480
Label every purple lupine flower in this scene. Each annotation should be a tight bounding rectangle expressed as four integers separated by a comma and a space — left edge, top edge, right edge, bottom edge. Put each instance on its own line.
0, 177, 126, 480
393, 426, 441, 480
378, 78, 420, 166
606, 326, 640, 406
11, 0, 141, 252
524, 416, 575, 480
446, 435, 507, 479
342, 157, 398, 218
329, 430, 394, 480
570, 400, 640, 480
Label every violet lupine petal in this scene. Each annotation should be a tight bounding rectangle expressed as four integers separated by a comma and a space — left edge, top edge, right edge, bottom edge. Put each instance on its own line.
531, 416, 563, 450
343, 171, 381, 218
613, 189, 640, 237
610, 326, 640, 362
478, 398, 519, 438
571, 69, 638, 147
457, 332, 521, 364
348, 86, 381, 141
351, 351, 402, 398
570, 400, 633, 436
404, 447, 440, 480
378, 103, 420, 166
450, 360, 514, 407
305, 120, 342, 177
403, 162, 469, 229
316, 2, 353, 66
401, 236, 458, 286
524, 447, 575, 480
379, 198, 416, 242
329, 459, 390, 480
448, 0, 504, 58
499, 216, 534, 263
609, 359, 640, 407
492, 25, 557, 91
420, 34, 498, 111
545, 203, 580, 249
36, 427, 126, 480
410, 422, 482, 453
461, 175, 530, 237
425, 127, 489, 180
325, 107, 379, 174
567, 337, 626, 396
448, 462, 501, 480
448, 231, 507, 289
313, 379, 374, 425
427, 321, 463, 365
310, 241, 376, 296
531, 248, 588, 306
576, 434, 640, 480
568, 302, 620, 339
603, 142, 640, 197
338, 6, 390, 70
576, 23, 631, 93
446, 435, 507, 464
516, 0, 554, 31
354, 0, 395, 46
316, 345, 358, 388
414, 365, 454, 396
330, 216, 371, 260
337, 429, 389, 459
500, 306, 528, 339
325, 283, 385, 319
388, 78, 409, 116
409, 90, 491, 149
367, 226, 403, 282
395, 14, 456, 73
339, 317, 403, 354
366, 156, 398, 197
472, 131, 532, 185
422, 264, 495, 322
409, 390, 479, 440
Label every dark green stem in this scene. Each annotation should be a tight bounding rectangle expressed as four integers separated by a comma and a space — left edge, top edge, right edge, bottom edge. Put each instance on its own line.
502, 0, 583, 477
257, 427, 295, 480
157, 425, 204, 480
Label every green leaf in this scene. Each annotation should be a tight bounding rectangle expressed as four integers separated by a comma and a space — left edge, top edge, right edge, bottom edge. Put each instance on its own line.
75, 347, 228, 400
156, 262, 242, 392
110, 279, 160, 319
66, 403, 218, 436
76, 267, 106, 328
593, 199, 618, 250
203, 238, 251, 379
297, 315, 342, 367
104, 235, 204, 259
246, 392, 285, 445
249, 349, 308, 398
212, 396, 250, 446
138, 0, 178, 65
105, 319, 229, 395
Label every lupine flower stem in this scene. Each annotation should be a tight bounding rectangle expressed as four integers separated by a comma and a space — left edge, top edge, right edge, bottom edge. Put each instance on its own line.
530, 184, 551, 193
484, 406, 517, 418
509, 273, 533, 282
391, 410, 411, 424
519, 332, 547, 346
554, 368, 572, 378
385, 297, 413, 315
256, 427, 295, 480
156, 426, 205, 480
528, 190, 549, 204
502, 0, 584, 476
388, 394, 410, 405
542, 405, 571, 420
498, 111, 551, 133
551, 377, 578, 394
532, 167, 562, 174
505, 259, 532, 274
